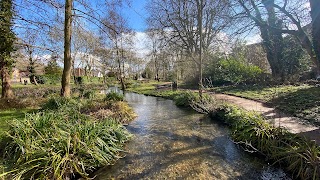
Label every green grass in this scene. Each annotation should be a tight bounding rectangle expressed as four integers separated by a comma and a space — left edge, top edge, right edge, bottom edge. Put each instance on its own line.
127, 81, 216, 111
127, 81, 185, 101
269, 86, 320, 126
0, 109, 36, 138
212, 84, 311, 102
80, 76, 104, 84
0, 109, 36, 179
0, 82, 136, 179
127, 80, 160, 93
212, 84, 320, 126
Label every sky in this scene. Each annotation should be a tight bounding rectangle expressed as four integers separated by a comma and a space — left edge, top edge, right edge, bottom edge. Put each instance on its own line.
16, 0, 312, 63
122, 0, 148, 32
120, 1, 150, 58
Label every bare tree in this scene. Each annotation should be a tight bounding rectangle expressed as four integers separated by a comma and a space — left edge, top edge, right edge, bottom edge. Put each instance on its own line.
22, 31, 43, 85
103, 0, 132, 91
147, 0, 231, 93
236, 0, 320, 77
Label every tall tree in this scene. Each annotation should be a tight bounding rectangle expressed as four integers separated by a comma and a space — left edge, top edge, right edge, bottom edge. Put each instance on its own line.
196, 0, 204, 96
147, 0, 231, 91
310, 0, 320, 76
238, 0, 284, 80
261, 0, 284, 80
0, 0, 15, 98
237, 0, 320, 77
146, 30, 165, 81
61, 0, 73, 97
104, 1, 132, 91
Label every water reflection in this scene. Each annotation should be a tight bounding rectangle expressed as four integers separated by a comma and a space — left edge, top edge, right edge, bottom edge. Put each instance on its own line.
95, 90, 290, 179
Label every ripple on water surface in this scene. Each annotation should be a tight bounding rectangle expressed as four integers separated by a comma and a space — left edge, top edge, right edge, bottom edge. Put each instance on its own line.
95, 91, 290, 180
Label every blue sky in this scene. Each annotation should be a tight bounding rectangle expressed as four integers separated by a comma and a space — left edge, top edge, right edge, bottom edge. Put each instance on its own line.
122, 1, 148, 32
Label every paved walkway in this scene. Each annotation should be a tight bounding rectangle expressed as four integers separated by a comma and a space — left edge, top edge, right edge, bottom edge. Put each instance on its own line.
211, 93, 320, 145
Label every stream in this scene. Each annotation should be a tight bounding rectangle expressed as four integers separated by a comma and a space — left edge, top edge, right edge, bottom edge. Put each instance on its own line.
95, 90, 290, 179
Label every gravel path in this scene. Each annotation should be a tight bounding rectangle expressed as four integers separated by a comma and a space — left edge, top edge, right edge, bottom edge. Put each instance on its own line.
211, 93, 320, 145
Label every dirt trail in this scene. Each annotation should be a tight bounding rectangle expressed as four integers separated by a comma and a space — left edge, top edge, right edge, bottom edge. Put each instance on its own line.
211, 93, 320, 145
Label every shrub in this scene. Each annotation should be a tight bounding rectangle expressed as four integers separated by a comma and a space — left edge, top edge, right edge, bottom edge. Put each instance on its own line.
41, 97, 78, 111
174, 92, 192, 107
83, 100, 136, 125
83, 90, 96, 99
1, 101, 131, 179
174, 91, 214, 108
42, 74, 61, 85
75, 76, 83, 84
204, 57, 263, 85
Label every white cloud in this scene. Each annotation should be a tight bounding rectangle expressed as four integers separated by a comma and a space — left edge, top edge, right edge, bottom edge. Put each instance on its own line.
132, 31, 151, 58
303, 2, 310, 9
73, 52, 102, 69
246, 34, 262, 45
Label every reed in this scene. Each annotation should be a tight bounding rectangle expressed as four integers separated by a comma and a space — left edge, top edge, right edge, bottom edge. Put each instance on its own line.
1, 98, 131, 179
211, 105, 320, 180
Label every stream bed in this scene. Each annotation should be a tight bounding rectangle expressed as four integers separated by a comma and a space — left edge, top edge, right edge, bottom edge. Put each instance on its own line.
95, 90, 290, 179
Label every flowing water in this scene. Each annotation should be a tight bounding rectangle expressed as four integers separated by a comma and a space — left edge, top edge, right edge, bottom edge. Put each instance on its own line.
95, 90, 290, 179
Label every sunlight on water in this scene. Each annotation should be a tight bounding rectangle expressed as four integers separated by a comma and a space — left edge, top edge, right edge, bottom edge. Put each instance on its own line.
95, 89, 290, 179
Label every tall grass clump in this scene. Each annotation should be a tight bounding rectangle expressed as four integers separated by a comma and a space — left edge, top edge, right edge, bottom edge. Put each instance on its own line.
41, 96, 79, 111
1, 99, 131, 179
174, 91, 216, 114
105, 92, 124, 101
173, 91, 211, 107
174, 91, 193, 107
82, 90, 96, 99
211, 105, 320, 180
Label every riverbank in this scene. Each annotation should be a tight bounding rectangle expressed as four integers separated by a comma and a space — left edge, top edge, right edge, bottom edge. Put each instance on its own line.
94, 89, 291, 179
127, 81, 320, 180
211, 84, 320, 126
0, 84, 136, 179
128, 82, 319, 141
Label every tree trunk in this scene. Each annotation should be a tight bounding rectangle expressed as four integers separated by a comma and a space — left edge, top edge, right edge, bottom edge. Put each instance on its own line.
116, 46, 125, 91
197, 0, 204, 98
1, 67, 14, 99
32, 75, 38, 86
310, 0, 320, 75
262, 0, 284, 81
61, 0, 73, 97
296, 32, 320, 74
0, 0, 15, 99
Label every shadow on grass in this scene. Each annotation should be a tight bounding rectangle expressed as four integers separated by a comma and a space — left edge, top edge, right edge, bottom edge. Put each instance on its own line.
267, 86, 320, 126
214, 85, 268, 93
213, 85, 276, 101
298, 128, 320, 145
0, 109, 37, 135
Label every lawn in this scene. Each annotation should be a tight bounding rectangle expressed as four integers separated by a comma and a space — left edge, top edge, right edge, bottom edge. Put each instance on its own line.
212, 84, 311, 102
0, 109, 34, 137
211, 84, 320, 126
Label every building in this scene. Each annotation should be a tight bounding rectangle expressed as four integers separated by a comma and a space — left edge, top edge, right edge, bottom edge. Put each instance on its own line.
12, 68, 31, 84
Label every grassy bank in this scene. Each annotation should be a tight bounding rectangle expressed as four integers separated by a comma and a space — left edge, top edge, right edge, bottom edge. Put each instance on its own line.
0, 84, 136, 179
129, 81, 320, 180
212, 84, 320, 126
127, 81, 215, 109
211, 105, 320, 180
